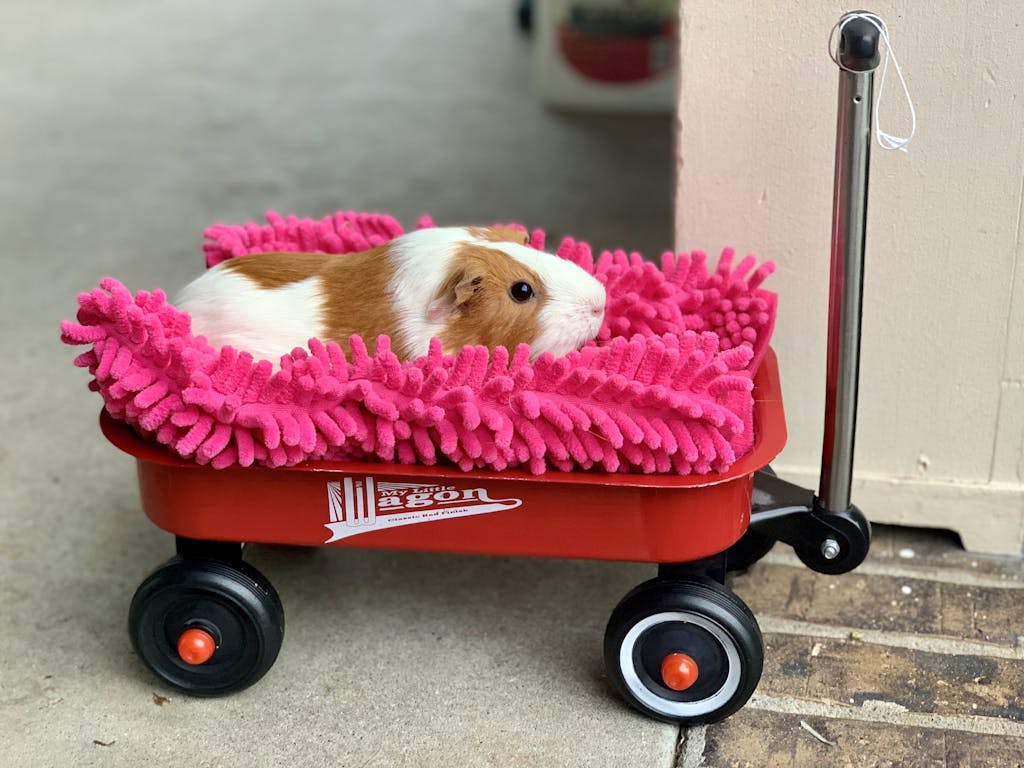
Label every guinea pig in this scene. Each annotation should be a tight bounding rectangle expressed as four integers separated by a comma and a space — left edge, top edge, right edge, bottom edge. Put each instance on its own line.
174, 225, 607, 363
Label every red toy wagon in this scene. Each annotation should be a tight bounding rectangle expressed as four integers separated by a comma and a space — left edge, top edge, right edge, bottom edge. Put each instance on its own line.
92, 14, 882, 725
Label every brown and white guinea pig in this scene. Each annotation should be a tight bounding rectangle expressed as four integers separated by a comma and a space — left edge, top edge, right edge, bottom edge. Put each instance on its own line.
175, 226, 607, 363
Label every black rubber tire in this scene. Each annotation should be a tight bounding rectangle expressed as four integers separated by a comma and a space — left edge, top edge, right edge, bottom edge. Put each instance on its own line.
129, 557, 285, 696
603, 578, 763, 725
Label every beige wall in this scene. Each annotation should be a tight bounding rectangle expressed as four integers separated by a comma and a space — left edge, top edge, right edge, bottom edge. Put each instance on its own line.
674, 2, 1024, 553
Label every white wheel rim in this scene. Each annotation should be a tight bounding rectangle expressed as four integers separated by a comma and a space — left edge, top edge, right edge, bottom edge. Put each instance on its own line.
618, 610, 742, 719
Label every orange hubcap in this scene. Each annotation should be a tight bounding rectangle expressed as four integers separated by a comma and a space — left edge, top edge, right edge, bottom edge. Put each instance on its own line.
660, 652, 699, 691
177, 628, 217, 665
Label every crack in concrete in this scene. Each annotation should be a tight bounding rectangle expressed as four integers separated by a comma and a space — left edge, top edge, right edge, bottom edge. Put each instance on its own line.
677, 725, 706, 768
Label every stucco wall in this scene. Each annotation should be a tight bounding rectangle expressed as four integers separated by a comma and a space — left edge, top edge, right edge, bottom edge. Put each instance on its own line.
674, 2, 1023, 553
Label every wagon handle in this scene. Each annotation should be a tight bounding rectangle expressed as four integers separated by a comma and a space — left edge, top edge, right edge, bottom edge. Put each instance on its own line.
817, 12, 881, 515
737, 13, 879, 576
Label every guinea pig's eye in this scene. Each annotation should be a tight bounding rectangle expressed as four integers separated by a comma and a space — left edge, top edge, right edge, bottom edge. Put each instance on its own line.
509, 281, 535, 303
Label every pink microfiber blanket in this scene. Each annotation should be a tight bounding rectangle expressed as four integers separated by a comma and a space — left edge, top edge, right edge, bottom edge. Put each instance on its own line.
61, 211, 776, 475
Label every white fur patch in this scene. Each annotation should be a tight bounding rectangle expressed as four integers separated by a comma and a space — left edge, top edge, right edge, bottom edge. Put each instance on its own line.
387, 228, 462, 358
175, 266, 325, 363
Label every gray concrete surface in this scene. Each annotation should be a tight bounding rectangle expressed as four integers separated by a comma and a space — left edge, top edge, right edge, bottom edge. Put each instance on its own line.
2, 1, 677, 766
5, 6, 1023, 765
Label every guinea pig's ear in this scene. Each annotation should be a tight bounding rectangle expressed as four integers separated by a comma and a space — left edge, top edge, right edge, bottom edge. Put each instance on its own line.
426, 269, 484, 321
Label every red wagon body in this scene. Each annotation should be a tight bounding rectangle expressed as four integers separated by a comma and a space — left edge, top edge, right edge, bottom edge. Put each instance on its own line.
103, 349, 786, 565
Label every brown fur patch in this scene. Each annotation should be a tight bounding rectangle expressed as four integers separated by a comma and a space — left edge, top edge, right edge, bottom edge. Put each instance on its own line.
224, 251, 330, 289
319, 246, 403, 356
465, 226, 530, 245
224, 247, 405, 358
436, 243, 545, 353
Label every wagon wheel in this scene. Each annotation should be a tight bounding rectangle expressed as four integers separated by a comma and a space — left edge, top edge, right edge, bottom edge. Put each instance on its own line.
603, 578, 763, 724
726, 466, 777, 572
129, 557, 285, 696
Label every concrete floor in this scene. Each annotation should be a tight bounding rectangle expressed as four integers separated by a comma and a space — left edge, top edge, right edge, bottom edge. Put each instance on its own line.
3, 2, 1022, 767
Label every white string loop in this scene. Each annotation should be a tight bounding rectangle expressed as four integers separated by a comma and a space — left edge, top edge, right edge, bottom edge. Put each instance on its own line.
829, 12, 916, 152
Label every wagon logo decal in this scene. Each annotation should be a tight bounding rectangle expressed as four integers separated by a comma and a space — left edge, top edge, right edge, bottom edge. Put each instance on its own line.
324, 478, 523, 543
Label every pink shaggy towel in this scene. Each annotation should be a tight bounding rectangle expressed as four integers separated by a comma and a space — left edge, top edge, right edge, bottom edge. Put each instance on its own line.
61, 211, 776, 475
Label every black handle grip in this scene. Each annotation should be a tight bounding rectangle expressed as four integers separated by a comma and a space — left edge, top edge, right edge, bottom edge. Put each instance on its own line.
838, 13, 881, 72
